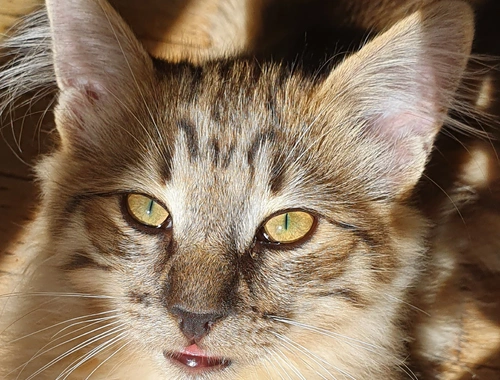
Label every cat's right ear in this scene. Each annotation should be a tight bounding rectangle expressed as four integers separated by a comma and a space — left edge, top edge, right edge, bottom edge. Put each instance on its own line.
46, 0, 154, 143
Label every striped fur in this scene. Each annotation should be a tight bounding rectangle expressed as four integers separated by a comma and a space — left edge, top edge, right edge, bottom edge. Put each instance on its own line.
0, 0, 481, 379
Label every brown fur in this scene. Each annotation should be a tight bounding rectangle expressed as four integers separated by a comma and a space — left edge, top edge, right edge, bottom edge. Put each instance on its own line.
0, 0, 484, 379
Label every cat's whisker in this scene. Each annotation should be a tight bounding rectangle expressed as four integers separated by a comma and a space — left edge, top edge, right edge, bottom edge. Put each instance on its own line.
50, 313, 120, 340
273, 332, 359, 380
0, 8, 55, 141
397, 360, 419, 380
43, 320, 124, 357
1, 107, 52, 129
0, 84, 53, 154
13, 87, 53, 150
7, 309, 119, 343
0, 293, 121, 327
56, 331, 128, 380
12, 320, 124, 379
0, 123, 32, 165
421, 172, 466, 225
34, 93, 56, 151
105, 345, 137, 378
270, 316, 381, 353
84, 339, 130, 380
383, 294, 430, 317
0, 292, 120, 299
259, 353, 279, 380
1, 297, 59, 338
272, 346, 308, 380
22, 324, 127, 380
274, 316, 419, 379
4, 314, 121, 376
268, 354, 294, 380
272, 333, 335, 380
257, 346, 285, 380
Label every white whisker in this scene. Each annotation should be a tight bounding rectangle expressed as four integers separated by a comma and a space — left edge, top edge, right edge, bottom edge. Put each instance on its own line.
271, 316, 381, 352
384, 294, 430, 317
57, 331, 128, 380
50, 312, 120, 340
273, 346, 307, 380
0, 292, 120, 300
274, 335, 333, 380
19, 323, 125, 380
7, 310, 119, 344
274, 332, 351, 380
85, 339, 130, 379
272, 317, 418, 380
269, 354, 294, 380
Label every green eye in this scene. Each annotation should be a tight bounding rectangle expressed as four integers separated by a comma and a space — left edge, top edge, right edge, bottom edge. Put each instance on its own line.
126, 194, 170, 228
263, 211, 315, 244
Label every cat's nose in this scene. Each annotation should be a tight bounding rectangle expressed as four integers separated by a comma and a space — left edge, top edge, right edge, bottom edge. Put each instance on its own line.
170, 306, 224, 342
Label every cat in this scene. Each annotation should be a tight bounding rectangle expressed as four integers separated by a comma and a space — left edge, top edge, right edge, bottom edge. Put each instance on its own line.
0, 0, 477, 379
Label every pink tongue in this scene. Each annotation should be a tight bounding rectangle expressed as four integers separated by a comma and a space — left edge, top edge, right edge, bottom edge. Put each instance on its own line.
174, 344, 226, 369
176, 353, 213, 368
181, 344, 206, 356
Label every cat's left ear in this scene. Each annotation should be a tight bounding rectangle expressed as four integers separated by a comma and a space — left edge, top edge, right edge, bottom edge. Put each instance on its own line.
314, 1, 474, 199
46, 0, 154, 116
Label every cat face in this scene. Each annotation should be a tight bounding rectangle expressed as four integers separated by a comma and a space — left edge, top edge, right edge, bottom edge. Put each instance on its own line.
2, 0, 474, 378
44, 58, 423, 377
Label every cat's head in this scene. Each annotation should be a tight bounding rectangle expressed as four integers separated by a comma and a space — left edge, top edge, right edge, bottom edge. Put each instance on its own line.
35, 0, 473, 378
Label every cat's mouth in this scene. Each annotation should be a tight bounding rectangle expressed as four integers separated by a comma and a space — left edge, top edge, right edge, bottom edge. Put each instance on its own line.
166, 344, 231, 372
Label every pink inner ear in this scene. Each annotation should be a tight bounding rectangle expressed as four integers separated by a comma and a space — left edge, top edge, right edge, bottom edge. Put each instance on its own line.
47, 0, 152, 101
374, 107, 439, 151
361, 58, 445, 172
86, 88, 100, 102
354, 78, 445, 196
382, 105, 438, 142
65, 78, 102, 102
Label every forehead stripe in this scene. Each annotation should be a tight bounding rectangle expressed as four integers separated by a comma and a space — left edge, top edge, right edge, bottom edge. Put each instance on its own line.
177, 120, 199, 160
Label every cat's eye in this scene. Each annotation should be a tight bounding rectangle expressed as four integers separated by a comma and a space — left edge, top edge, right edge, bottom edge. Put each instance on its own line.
261, 210, 315, 244
126, 194, 170, 228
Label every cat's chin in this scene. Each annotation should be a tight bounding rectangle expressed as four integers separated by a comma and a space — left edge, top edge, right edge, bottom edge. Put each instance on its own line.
164, 344, 232, 374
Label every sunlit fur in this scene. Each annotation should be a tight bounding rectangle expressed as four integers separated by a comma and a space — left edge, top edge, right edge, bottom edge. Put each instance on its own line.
0, 0, 478, 379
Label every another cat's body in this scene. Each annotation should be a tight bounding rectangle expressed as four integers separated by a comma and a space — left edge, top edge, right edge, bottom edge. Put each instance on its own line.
0, 0, 487, 379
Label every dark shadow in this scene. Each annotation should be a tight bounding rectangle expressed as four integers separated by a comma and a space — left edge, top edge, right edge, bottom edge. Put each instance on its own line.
411, 1, 500, 377
0, 97, 54, 257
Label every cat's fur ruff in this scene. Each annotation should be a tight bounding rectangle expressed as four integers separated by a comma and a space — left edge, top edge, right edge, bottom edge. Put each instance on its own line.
0, 0, 476, 379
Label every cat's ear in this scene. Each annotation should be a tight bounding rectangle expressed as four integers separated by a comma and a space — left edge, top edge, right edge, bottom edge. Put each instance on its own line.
315, 1, 474, 199
46, 0, 154, 140
46, 0, 152, 98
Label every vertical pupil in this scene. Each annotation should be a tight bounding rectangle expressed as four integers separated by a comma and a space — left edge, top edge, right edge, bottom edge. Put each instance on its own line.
284, 213, 290, 230
146, 200, 154, 215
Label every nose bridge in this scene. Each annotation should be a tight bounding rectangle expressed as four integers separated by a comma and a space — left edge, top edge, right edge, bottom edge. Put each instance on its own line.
164, 245, 238, 314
